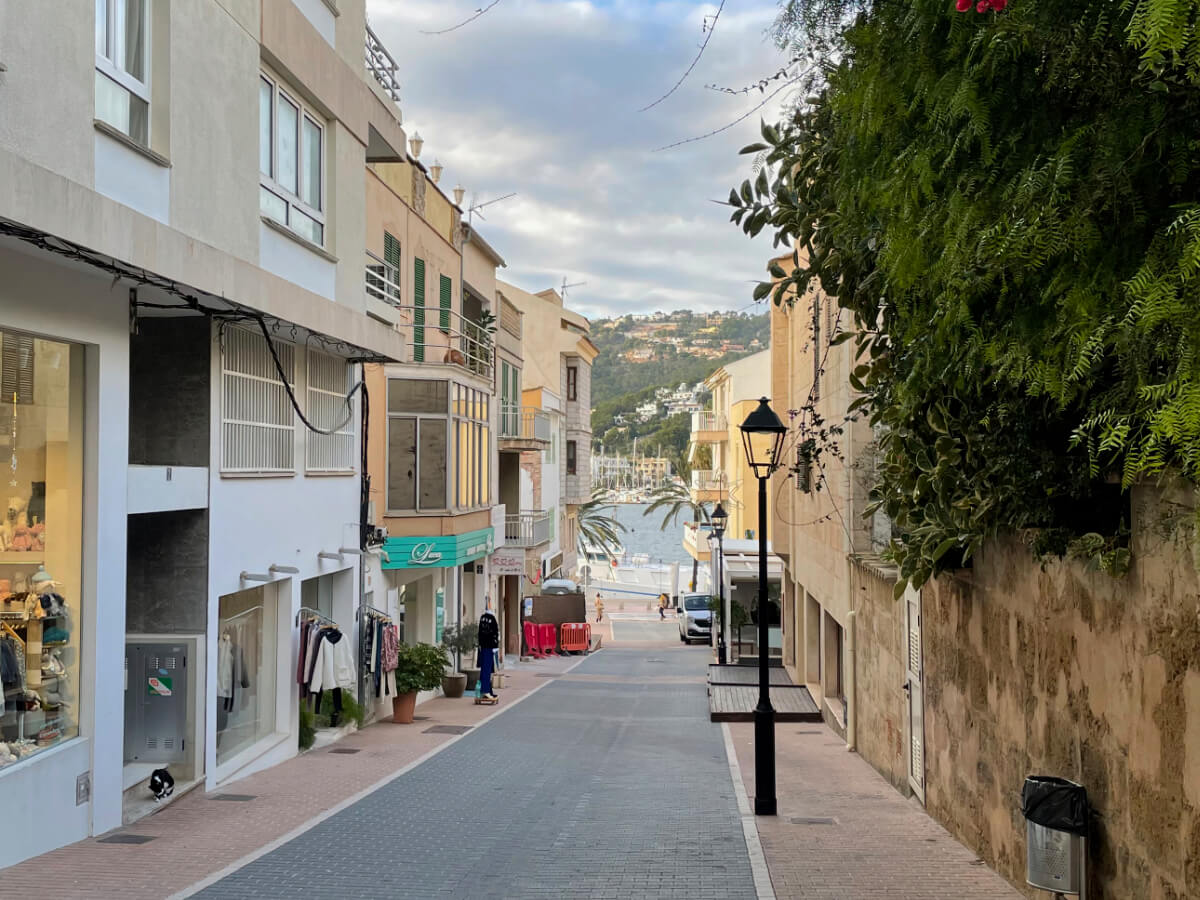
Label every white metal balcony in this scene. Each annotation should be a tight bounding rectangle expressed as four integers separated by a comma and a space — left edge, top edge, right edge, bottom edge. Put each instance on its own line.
499, 404, 551, 450
365, 24, 401, 104
505, 511, 551, 548
364, 253, 494, 380
691, 469, 728, 500
691, 410, 727, 437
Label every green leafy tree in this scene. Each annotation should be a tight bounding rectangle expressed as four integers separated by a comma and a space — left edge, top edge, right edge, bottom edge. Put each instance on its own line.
576, 491, 627, 557
730, 0, 1200, 594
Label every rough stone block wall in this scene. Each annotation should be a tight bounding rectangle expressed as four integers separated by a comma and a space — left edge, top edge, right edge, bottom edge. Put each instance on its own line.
851, 556, 908, 793
921, 485, 1200, 899
126, 509, 209, 633
129, 317, 210, 467
520, 450, 542, 509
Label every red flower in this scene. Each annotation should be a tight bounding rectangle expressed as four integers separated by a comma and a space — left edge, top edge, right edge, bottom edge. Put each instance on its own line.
976, 0, 988, 10
956, 0, 971, 9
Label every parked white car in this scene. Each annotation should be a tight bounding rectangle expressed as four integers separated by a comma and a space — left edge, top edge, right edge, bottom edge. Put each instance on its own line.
677, 593, 713, 644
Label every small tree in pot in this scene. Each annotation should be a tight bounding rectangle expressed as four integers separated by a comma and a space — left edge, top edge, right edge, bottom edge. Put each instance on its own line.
391, 642, 447, 724
441, 623, 480, 693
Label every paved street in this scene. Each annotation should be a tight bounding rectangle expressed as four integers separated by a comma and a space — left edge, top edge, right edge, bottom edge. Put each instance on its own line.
196, 645, 754, 899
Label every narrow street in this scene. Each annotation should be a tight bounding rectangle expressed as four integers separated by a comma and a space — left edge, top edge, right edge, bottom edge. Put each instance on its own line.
196, 635, 756, 900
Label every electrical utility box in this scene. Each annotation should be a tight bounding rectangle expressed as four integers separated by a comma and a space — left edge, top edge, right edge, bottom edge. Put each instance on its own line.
124, 642, 188, 764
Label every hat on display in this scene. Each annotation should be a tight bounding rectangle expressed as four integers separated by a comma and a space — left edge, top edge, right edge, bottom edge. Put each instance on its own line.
42, 626, 69, 644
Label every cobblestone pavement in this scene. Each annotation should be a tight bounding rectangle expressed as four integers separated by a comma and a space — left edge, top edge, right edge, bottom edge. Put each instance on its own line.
728, 721, 1022, 899
196, 646, 755, 900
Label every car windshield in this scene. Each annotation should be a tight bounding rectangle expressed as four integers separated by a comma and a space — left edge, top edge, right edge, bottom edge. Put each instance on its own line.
683, 596, 710, 611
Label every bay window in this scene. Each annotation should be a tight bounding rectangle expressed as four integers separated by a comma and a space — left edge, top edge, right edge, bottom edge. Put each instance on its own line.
95, 0, 149, 145
259, 72, 326, 245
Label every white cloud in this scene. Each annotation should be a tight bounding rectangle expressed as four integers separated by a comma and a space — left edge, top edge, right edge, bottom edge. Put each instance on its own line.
368, 0, 793, 318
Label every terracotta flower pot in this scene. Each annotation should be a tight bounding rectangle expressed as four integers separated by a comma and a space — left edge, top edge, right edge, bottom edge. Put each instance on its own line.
442, 672, 468, 698
392, 690, 418, 724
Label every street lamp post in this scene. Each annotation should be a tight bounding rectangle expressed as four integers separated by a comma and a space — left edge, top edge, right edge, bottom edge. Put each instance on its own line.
739, 397, 786, 817
710, 502, 729, 665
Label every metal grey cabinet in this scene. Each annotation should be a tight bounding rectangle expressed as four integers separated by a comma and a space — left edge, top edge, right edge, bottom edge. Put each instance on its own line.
124, 642, 188, 763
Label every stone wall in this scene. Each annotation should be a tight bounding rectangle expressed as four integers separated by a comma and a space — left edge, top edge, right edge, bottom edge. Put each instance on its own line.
851, 555, 909, 793
126, 509, 209, 634
921, 485, 1200, 899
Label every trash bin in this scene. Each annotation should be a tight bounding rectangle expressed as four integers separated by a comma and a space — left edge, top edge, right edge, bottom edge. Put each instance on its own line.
1022, 775, 1088, 895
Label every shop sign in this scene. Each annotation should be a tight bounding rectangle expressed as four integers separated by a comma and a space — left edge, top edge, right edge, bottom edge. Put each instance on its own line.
523, 597, 533, 617
382, 527, 496, 570
148, 676, 173, 697
490, 549, 525, 576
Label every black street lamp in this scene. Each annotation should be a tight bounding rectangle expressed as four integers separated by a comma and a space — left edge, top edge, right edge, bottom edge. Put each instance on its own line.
739, 397, 786, 817
710, 502, 729, 665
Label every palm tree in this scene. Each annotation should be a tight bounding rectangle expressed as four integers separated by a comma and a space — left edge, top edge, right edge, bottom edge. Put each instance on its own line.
644, 453, 709, 591
576, 490, 627, 558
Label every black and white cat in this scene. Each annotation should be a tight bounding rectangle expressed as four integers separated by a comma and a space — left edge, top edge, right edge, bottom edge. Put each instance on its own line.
149, 768, 174, 802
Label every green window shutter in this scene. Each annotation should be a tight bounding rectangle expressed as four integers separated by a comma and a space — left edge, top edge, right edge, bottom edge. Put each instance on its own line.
439, 274, 452, 332
382, 233, 401, 302
413, 257, 426, 363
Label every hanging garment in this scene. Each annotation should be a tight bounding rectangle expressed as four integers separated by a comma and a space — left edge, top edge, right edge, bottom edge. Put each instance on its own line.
373, 620, 384, 698
296, 620, 310, 686
382, 624, 399, 672
217, 634, 250, 704
309, 630, 355, 694
303, 626, 323, 692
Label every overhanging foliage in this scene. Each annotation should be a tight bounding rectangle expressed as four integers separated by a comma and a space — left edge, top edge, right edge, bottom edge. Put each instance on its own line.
732, 0, 1200, 594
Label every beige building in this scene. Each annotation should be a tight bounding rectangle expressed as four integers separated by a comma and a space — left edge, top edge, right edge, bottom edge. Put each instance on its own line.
499, 281, 597, 575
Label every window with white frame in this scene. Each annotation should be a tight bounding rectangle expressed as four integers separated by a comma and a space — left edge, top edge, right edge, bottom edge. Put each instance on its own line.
306, 349, 355, 473
259, 72, 325, 245
222, 327, 296, 474
95, 0, 150, 145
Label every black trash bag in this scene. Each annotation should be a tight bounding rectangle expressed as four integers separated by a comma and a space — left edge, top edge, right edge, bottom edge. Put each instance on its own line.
1021, 776, 1088, 836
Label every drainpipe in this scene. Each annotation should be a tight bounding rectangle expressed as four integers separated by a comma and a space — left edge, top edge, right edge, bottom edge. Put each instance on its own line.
845, 609, 857, 752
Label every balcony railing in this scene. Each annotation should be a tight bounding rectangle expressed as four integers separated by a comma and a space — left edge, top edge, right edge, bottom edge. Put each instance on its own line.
691, 469, 727, 493
691, 411, 727, 433
499, 404, 550, 442
505, 511, 551, 547
365, 24, 402, 104
365, 253, 494, 379
683, 520, 713, 556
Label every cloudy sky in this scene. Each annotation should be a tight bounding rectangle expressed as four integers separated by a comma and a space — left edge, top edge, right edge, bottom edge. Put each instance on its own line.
367, 0, 793, 321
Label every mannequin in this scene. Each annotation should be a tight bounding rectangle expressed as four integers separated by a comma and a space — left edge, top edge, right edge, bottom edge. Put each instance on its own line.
477, 597, 499, 701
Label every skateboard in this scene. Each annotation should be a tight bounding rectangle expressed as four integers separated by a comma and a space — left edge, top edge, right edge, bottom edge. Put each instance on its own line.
474, 694, 499, 706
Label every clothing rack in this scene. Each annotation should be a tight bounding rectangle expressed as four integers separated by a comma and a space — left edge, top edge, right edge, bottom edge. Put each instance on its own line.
357, 603, 392, 624
296, 606, 339, 628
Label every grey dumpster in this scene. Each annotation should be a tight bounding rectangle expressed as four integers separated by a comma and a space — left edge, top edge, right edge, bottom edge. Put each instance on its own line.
1021, 775, 1088, 896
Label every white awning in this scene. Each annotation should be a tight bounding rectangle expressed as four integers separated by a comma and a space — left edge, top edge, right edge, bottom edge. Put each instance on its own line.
721, 550, 784, 580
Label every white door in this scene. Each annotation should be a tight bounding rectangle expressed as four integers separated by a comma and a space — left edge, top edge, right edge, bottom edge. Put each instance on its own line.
904, 586, 925, 802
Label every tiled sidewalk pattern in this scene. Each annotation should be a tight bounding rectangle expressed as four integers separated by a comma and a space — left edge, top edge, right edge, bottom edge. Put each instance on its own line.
0, 653, 582, 899
196, 646, 754, 899
729, 721, 1023, 899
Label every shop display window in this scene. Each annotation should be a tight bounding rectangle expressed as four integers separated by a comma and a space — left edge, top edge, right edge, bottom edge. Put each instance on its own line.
216, 585, 278, 767
0, 332, 85, 770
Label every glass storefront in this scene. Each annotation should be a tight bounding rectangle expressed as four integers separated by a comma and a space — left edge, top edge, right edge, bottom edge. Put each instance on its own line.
216, 585, 278, 767
0, 331, 85, 770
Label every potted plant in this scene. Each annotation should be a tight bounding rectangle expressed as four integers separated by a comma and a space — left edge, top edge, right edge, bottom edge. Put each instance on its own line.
391, 642, 446, 724
441, 623, 480, 693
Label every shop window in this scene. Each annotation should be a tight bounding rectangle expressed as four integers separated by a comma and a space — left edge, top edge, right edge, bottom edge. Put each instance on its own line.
216, 585, 278, 767
221, 326, 296, 474
0, 331, 85, 770
305, 348, 354, 473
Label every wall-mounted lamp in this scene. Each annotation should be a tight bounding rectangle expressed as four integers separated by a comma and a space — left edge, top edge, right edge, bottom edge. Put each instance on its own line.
453, 184, 466, 207
409, 132, 424, 159
430, 159, 443, 184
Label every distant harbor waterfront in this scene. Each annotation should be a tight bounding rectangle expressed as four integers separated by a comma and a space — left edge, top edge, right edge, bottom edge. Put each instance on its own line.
602, 502, 695, 571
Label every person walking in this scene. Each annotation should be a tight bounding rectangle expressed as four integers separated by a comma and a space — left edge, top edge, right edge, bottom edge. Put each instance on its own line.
594, 592, 605, 623
658, 593, 669, 620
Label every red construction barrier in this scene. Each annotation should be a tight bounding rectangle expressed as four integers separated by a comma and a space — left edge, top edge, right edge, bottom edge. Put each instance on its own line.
560, 623, 589, 653
539, 622, 558, 655
523, 621, 545, 657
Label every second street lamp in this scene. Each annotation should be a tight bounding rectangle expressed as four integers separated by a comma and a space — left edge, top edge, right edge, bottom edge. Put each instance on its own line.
739, 397, 787, 817
710, 501, 729, 665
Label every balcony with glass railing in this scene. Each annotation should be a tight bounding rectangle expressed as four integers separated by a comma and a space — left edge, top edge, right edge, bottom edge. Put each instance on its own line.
682, 520, 713, 562
691, 410, 728, 443
505, 510, 551, 548
690, 469, 728, 501
499, 404, 551, 451
365, 24, 401, 104
364, 252, 494, 380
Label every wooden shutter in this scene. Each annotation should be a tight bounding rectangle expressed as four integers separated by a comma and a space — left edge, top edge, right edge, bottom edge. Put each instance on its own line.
383, 232, 401, 303
413, 258, 426, 362
1, 333, 35, 405
439, 274, 452, 332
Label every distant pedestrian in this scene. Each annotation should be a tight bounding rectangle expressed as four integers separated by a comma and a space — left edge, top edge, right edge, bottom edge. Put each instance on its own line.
658, 593, 669, 620
595, 592, 604, 623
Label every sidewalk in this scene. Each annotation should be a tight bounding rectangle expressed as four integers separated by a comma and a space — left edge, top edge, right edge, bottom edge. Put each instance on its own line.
0, 652, 585, 899
728, 722, 1022, 899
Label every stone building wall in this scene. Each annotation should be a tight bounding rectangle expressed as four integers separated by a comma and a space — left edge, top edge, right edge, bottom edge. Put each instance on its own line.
850, 555, 909, 793
921, 485, 1200, 899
